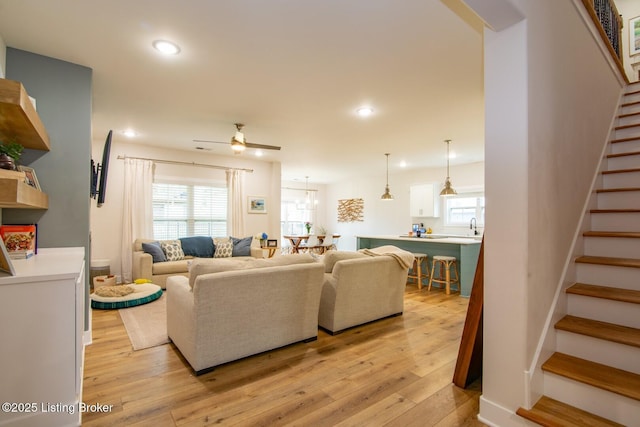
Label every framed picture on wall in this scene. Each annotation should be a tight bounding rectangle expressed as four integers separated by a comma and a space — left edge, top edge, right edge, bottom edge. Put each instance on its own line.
631, 16, 640, 56
248, 196, 267, 214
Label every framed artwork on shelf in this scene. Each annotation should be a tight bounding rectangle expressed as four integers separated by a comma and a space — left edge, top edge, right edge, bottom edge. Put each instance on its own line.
17, 166, 40, 190
266, 239, 278, 248
248, 196, 267, 214
0, 240, 16, 276
631, 16, 640, 56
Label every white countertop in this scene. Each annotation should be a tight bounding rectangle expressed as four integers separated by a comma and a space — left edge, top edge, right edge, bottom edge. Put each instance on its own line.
0, 247, 85, 285
357, 235, 482, 245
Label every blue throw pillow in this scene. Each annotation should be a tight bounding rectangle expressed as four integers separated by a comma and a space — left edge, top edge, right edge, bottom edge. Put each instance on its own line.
231, 236, 253, 256
179, 236, 215, 258
141, 241, 167, 263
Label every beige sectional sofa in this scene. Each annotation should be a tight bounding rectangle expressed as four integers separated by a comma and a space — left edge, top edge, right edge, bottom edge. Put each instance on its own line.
166, 254, 325, 374
318, 249, 412, 334
132, 237, 263, 288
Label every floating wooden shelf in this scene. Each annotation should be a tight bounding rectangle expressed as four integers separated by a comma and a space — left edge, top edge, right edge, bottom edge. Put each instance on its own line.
0, 178, 48, 209
0, 79, 50, 151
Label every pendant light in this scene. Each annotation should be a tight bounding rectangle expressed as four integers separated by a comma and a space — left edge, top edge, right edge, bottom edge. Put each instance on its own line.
440, 139, 457, 196
381, 153, 394, 200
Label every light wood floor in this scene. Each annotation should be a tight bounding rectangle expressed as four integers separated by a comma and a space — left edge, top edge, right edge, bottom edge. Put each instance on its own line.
82, 285, 486, 426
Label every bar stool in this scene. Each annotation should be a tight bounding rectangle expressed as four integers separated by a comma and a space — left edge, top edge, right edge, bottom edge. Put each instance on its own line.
407, 253, 429, 290
428, 255, 459, 294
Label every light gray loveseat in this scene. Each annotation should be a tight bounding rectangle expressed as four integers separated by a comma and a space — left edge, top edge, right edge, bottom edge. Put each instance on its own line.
318, 247, 412, 334
132, 236, 263, 288
166, 254, 324, 374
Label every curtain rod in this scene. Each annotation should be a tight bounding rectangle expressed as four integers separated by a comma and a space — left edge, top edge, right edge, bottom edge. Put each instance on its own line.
281, 186, 318, 192
117, 155, 254, 173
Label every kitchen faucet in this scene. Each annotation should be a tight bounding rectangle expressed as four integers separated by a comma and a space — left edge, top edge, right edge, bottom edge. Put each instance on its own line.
470, 217, 478, 235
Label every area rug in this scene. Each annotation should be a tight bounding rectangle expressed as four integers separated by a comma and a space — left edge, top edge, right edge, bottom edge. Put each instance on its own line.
119, 293, 169, 350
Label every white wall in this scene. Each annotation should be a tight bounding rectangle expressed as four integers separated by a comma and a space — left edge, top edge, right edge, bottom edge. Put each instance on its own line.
618, 0, 640, 81
325, 162, 485, 251
90, 141, 281, 282
471, 0, 625, 425
0, 33, 5, 78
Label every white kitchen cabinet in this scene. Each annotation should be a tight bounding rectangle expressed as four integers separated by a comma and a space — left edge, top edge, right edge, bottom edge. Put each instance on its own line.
0, 248, 85, 427
410, 183, 440, 217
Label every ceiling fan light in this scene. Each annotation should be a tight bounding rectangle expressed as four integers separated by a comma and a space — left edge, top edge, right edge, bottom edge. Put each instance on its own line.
230, 137, 246, 152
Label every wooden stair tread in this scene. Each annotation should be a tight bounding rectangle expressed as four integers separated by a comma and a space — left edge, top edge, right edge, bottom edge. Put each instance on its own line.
615, 123, 640, 130
607, 150, 640, 158
619, 111, 640, 119
542, 352, 640, 400
611, 136, 640, 143
517, 396, 623, 427
602, 167, 640, 174
567, 283, 640, 304
583, 231, 640, 238
590, 208, 640, 213
626, 89, 640, 96
621, 100, 640, 107
555, 315, 640, 348
576, 255, 640, 268
596, 187, 640, 193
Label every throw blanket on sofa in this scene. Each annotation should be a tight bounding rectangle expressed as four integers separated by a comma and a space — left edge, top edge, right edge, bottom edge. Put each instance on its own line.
359, 245, 414, 270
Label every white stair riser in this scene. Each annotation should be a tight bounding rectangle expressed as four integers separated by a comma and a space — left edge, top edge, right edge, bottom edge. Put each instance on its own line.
556, 330, 640, 374
614, 126, 640, 139
576, 263, 640, 291
597, 191, 640, 209
610, 139, 640, 154
623, 92, 640, 103
607, 154, 640, 170
603, 170, 640, 188
618, 114, 640, 127
620, 103, 640, 115
584, 236, 640, 258
591, 212, 640, 231
567, 293, 640, 328
544, 373, 640, 426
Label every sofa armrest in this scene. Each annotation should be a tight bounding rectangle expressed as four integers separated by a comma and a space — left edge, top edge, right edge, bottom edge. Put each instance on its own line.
132, 251, 153, 281
166, 276, 197, 362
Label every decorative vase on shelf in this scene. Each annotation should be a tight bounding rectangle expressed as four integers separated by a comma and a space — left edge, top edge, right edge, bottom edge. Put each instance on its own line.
0, 154, 15, 170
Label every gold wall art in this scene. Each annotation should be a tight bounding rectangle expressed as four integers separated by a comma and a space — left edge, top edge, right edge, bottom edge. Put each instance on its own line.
337, 198, 364, 222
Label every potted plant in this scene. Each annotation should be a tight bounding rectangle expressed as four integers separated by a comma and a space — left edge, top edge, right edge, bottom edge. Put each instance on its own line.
0, 140, 23, 170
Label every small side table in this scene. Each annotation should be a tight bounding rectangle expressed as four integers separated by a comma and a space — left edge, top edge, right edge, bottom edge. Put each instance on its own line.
261, 246, 278, 258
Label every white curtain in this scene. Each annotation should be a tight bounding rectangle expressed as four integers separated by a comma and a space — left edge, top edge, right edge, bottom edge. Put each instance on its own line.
226, 169, 245, 236
121, 158, 154, 283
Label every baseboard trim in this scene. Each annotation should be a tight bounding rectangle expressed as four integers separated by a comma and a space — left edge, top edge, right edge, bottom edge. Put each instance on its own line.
479, 396, 529, 427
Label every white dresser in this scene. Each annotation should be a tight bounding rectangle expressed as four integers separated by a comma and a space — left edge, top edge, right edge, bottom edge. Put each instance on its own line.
0, 248, 85, 427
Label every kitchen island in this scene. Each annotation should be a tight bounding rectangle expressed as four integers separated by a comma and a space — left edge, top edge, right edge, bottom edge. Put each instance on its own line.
356, 235, 481, 297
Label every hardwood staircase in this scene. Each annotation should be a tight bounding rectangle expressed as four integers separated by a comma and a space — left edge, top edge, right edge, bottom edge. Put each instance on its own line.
517, 82, 640, 426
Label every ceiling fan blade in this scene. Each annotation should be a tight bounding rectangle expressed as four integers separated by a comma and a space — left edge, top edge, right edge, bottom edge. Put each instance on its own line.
193, 139, 228, 145
244, 141, 281, 151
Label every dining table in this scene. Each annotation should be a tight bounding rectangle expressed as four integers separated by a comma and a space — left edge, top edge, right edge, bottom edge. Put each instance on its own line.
283, 234, 341, 253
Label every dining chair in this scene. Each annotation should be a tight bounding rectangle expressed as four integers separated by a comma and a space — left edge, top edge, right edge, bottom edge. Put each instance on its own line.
320, 234, 334, 253
299, 235, 321, 254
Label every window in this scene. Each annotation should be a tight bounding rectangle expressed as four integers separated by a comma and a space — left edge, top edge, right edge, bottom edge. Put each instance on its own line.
152, 182, 227, 240
444, 194, 485, 226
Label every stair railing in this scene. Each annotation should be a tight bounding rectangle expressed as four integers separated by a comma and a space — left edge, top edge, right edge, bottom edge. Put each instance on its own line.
580, 0, 626, 82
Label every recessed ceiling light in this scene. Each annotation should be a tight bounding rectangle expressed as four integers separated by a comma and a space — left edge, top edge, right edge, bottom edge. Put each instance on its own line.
356, 107, 373, 117
152, 40, 181, 55
122, 129, 137, 138
254, 150, 264, 157
399, 160, 407, 168
449, 150, 457, 159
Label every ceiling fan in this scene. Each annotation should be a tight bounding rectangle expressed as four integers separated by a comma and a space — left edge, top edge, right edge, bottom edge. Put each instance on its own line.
193, 123, 281, 154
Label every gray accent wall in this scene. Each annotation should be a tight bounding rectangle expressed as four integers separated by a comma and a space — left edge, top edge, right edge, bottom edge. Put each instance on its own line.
4, 48, 92, 328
